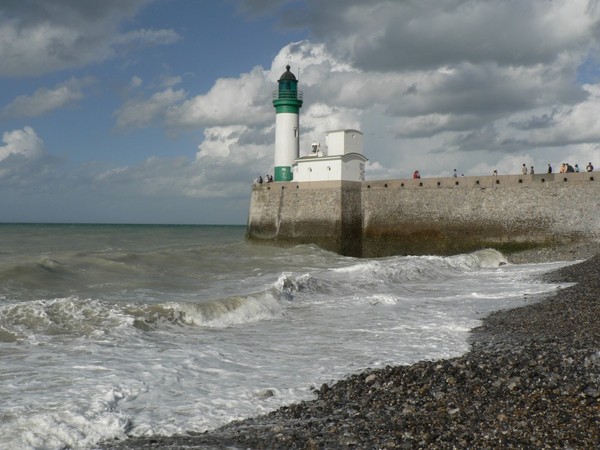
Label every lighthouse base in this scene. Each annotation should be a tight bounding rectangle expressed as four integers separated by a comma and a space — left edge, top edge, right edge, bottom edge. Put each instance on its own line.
274, 166, 293, 182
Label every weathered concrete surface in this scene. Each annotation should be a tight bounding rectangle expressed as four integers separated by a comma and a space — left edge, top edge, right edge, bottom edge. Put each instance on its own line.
246, 180, 362, 255
246, 173, 600, 257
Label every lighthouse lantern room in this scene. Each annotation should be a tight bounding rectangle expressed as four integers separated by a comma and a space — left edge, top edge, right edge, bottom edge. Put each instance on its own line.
272, 65, 303, 181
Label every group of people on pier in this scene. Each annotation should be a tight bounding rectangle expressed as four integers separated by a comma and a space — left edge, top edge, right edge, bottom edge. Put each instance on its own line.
254, 174, 273, 184
544, 162, 594, 174
413, 161, 595, 179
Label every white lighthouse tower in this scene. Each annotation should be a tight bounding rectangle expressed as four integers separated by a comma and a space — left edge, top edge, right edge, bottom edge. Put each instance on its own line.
272, 65, 303, 181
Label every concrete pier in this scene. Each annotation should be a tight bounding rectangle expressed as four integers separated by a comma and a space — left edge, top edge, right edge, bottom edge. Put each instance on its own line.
246, 172, 600, 257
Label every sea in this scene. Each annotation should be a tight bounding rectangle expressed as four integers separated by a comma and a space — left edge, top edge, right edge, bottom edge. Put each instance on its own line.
0, 223, 575, 449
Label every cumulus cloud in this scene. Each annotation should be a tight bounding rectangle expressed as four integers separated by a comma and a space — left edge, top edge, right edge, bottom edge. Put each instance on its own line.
6, 0, 600, 223
0, 0, 179, 76
0, 127, 61, 194
0, 126, 44, 161
0, 125, 269, 222
194, 125, 273, 180
292, 0, 600, 72
226, 0, 600, 178
165, 66, 273, 129
104, 0, 600, 188
157, 41, 365, 167
155, 26, 597, 180
1, 77, 95, 119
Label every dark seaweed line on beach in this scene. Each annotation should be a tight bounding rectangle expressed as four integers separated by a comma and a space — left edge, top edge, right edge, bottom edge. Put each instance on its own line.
103, 254, 600, 449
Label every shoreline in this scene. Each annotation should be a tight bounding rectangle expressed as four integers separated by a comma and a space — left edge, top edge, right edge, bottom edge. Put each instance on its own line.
103, 244, 600, 449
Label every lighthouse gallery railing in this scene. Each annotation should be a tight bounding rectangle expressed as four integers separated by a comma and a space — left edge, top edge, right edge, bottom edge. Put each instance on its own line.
273, 90, 303, 101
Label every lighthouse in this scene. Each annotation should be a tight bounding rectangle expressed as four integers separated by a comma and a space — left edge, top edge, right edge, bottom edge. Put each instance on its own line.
272, 65, 303, 181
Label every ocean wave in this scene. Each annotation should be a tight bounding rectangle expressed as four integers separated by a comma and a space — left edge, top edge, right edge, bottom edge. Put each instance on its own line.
0, 254, 145, 296
0, 297, 130, 341
445, 248, 509, 269
125, 270, 341, 329
0, 291, 286, 339
0, 258, 73, 288
259, 249, 510, 303
128, 293, 283, 330
272, 272, 329, 298
0, 249, 510, 340
0, 248, 223, 294
331, 248, 508, 284
5, 384, 138, 450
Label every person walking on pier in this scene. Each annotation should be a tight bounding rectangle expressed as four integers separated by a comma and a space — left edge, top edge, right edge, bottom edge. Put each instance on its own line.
521, 163, 528, 175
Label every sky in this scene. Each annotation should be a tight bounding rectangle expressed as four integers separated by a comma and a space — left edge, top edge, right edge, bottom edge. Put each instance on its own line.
2, 0, 600, 224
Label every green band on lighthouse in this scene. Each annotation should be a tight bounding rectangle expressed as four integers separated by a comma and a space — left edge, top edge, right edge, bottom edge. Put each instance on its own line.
275, 166, 293, 182
273, 95, 303, 113
274, 104, 301, 114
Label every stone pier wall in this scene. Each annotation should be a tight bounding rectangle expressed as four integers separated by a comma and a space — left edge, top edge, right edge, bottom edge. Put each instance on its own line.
246, 180, 363, 254
246, 173, 600, 257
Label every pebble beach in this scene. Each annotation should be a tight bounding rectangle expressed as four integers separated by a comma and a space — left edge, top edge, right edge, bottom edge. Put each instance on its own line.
104, 243, 600, 449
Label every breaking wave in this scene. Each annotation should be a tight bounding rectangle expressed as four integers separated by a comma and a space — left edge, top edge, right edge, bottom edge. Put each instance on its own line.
0, 249, 511, 341
0, 294, 284, 341
127, 293, 283, 330
332, 248, 508, 283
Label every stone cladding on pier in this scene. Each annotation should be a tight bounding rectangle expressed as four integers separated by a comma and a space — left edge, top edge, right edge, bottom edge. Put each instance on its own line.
246, 172, 600, 257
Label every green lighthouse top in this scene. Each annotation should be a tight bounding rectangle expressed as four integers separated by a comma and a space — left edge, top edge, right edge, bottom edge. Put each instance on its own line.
273, 65, 303, 112
278, 65, 297, 81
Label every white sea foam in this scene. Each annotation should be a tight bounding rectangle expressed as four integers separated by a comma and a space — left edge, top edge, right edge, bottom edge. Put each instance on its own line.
0, 225, 577, 449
